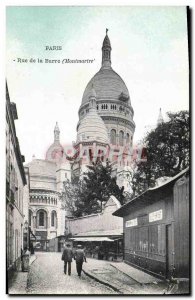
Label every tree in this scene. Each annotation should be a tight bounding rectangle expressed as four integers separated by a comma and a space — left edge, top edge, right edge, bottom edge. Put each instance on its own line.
132, 110, 189, 196
61, 160, 125, 217
60, 175, 84, 216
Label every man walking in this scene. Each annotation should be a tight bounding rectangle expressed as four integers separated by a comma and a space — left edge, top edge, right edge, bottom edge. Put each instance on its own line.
74, 244, 86, 277
61, 243, 74, 275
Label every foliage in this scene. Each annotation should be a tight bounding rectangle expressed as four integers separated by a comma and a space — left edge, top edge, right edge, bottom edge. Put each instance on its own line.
61, 160, 125, 217
131, 110, 189, 196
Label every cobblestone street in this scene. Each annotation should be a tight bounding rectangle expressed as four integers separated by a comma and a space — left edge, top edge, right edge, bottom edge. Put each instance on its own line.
26, 252, 118, 295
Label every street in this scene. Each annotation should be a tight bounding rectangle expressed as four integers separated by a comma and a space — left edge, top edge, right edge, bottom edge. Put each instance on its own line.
26, 252, 118, 295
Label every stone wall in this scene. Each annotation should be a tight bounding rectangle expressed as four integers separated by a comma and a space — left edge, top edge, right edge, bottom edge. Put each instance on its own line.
67, 196, 123, 236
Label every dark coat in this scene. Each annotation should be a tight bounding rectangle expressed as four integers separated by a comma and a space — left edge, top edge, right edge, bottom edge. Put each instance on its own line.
74, 249, 86, 263
62, 247, 74, 262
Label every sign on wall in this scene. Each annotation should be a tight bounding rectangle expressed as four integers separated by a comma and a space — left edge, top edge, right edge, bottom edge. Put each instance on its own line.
126, 218, 138, 227
149, 209, 163, 222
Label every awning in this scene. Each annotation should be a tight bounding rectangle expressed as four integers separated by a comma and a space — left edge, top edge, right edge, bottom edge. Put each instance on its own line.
69, 237, 115, 242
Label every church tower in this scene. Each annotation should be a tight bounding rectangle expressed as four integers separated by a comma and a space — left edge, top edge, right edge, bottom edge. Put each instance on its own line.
157, 108, 164, 125
78, 30, 135, 149
46, 122, 63, 162
45, 123, 71, 192
54, 122, 60, 142
76, 30, 136, 191
102, 28, 112, 68
73, 84, 109, 176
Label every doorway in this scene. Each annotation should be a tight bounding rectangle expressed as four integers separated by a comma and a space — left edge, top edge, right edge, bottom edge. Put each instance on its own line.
166, 224, 173, 278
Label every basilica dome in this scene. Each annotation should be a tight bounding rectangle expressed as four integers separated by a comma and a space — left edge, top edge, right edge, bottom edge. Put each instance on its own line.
26, 159, 56, 177
25, 159, 57, 191
81, 68, 130, 105
77, 88, 109, 144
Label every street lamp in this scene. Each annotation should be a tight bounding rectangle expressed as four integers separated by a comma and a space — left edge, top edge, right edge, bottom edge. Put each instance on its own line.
24, 220, 28, 233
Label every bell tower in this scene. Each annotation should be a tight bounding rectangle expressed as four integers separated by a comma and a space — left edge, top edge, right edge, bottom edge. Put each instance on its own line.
102, 29, 112, 68
54, 122, 60, 142
157, 108, 164, 125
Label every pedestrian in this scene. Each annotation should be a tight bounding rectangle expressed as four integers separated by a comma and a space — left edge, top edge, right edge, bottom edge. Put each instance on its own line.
61, 243, 74, 275
74, 244, 87, 277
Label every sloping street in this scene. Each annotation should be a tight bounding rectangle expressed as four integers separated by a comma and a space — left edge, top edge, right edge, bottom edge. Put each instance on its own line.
9, 252, 187, 295
26, 252, 117, 295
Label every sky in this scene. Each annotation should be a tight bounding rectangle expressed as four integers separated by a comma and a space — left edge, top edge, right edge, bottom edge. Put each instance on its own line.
6, 6, 189, 163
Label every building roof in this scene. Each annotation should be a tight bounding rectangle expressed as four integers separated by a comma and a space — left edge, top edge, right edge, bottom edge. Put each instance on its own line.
81, 31, 130, 106
113, 167, 189, 217
25, 159, 56, 177
81, 67, 130, 105
77, 87, 109, 144
102, 33, 111, 49
45, 142, 64, 162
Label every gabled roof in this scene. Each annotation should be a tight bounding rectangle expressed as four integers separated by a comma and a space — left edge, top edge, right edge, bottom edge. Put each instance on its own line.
113, 167, 189, 217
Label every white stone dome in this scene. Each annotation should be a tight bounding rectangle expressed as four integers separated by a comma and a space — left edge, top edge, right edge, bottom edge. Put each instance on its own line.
77, 106, 109, 144
25, 159, 57, 191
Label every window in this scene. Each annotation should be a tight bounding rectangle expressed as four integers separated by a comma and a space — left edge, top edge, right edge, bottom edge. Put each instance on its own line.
110, 129, 116, 145
111, 104, 116, 110
89, 149, 93, 161
148, 224, 165, 255
119, 130, 124, 146
126, 133, 130, 144
101, 104, 108, 110
51, 212, 54, 227
51, 211, 57, 228
39, 211, 44, 226
37, 210, 47, 227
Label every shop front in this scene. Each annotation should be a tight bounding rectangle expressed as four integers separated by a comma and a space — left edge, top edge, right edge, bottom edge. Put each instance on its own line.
66, 195, 123, 261
113, 168, 189, 279
35, 231, 48, 251
70, 234, 123, 261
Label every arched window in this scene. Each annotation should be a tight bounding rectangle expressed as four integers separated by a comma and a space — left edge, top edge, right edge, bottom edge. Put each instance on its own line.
51, 211, 57, 227
37, 210, 47, 228
110, 129, 116, 145
126, 133, 130, 144
39, 211, 44, 226
119, 130, 124, 146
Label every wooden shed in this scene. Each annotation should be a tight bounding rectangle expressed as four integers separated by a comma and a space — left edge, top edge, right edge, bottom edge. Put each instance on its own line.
113, 168, 189, 280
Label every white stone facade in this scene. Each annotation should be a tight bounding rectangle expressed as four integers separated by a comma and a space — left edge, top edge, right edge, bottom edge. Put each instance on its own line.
76, 32, 135, 192
26, 158, 66, 250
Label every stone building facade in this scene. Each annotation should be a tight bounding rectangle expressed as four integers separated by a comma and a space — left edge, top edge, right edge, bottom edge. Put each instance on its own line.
26, 126, 68, 250
67, 196, 123, 260
22, 32, 136, 252
75, 30, 136, 191
6, 83, 28, 275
